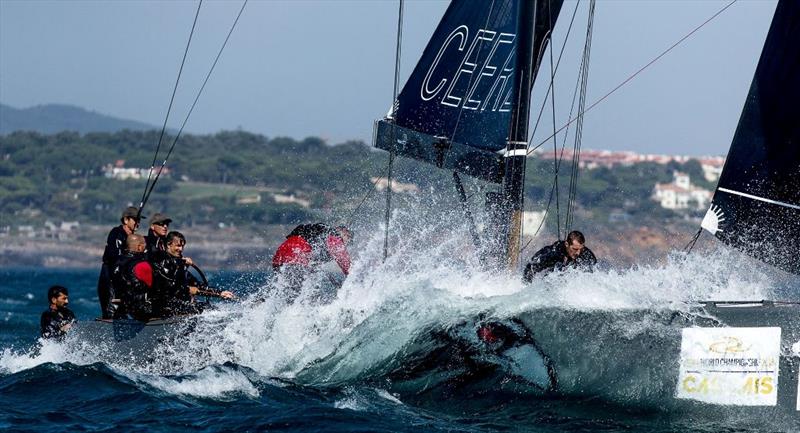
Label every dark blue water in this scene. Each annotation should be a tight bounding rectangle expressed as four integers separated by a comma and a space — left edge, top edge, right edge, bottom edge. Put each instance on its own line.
0, 267, 795, 432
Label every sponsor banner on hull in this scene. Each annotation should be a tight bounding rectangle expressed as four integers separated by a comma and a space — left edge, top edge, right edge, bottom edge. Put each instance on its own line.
677, 327, 781, 406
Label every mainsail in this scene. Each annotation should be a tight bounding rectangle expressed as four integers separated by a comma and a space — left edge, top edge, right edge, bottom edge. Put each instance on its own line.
374, 0, 563, 183
701, 0, 800, 274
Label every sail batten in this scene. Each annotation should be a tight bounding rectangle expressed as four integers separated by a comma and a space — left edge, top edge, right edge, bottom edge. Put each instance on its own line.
717, 188, 800, 211
703, 0, 800, 274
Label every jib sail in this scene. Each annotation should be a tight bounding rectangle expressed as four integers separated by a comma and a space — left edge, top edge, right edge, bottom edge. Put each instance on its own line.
701, 0, 800, 274
374, 0, 563, 183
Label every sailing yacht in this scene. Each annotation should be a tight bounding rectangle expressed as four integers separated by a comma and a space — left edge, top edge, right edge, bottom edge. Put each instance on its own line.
373, 0, 800, 416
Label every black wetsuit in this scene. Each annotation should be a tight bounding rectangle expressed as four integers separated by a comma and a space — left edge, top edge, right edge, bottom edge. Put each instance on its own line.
111, 251, 153, 321
151, 252, 200, 317
97, 225, 128, 319
523, 241, 597, 282
40, 307, 76, 339
145, 230, 166, 260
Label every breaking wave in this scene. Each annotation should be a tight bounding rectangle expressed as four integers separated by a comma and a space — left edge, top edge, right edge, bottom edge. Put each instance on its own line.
0, 213, 785, 433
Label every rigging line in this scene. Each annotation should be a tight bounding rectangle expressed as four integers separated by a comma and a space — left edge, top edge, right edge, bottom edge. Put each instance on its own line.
528, 0, 738, 155
529, 0, 581, 146
138, 0, 202, 218
519, 1, 580, 253
141, 0, 248, 211
547, 25, 562, 240
560, 38, 586, 223
384, 0, 404, 261
518, 26, 553, 253
684, 227, 703, 253
565, 0, 595, 232
564, 57, 584, 232
344, 175, 383, 227
556, 56, 583, 233
523, 21, 572, 252
523, 61, 582, 253
520, 178, 558, 254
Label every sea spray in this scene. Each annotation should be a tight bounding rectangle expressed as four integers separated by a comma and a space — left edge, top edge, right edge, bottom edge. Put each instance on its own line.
0, 213, 779, 403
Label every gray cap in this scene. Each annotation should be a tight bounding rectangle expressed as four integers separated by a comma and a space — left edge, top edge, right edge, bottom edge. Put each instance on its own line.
150, 213, 172, 225
121, 206, 145, 221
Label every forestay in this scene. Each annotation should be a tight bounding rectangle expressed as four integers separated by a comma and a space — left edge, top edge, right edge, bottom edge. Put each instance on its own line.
701, 0, 800, 274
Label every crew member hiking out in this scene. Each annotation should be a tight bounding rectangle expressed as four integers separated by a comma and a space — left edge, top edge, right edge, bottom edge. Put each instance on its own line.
272, 223, 352, 300
111, 234, 154, 321
97, 206, 143, 319
145, 212, 171, 259
41, 285, 75, 340
523, 230, 597, 282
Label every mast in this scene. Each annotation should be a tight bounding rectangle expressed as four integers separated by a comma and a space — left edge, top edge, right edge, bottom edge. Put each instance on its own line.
502, 0, 538, 269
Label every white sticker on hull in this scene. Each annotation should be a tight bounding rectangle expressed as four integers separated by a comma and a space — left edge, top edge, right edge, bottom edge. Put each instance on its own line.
677, 327, 780, 406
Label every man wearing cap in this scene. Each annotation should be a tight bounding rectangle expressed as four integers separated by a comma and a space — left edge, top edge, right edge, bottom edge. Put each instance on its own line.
146, 212, 172, 259
97, 206, 143, 319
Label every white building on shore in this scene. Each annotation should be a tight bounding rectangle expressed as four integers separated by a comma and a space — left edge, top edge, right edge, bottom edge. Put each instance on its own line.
652, 172, 712, 210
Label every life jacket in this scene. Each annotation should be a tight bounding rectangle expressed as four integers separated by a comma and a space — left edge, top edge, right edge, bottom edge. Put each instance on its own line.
288, 223, 336, 262
112, 252, 152, 320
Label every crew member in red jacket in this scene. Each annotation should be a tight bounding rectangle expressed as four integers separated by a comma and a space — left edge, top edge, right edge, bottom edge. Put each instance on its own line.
272, 224, 351, 298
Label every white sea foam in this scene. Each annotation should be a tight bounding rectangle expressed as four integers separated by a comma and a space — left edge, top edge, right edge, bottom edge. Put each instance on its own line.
0, 338, 93, 374
171, 213, 777, 386
136, 366, 260, 399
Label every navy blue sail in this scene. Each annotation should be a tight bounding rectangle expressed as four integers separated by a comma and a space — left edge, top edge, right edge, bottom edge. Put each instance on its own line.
374, 0, 563, 183
701, 0, 800, 274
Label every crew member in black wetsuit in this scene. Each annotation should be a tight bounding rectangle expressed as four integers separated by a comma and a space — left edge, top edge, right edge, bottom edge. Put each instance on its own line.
111, 234, 154, 321
97, 206, 143, 319
40, 285, 75, 340
145, 212, 171, 259
523, 230, 597, 282
151, 231, 234, 317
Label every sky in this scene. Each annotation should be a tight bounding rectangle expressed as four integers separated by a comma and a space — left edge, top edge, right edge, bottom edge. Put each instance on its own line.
0, 0, 777, 156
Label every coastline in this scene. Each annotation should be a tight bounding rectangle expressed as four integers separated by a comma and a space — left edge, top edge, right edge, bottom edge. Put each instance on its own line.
0, 222, 698, 271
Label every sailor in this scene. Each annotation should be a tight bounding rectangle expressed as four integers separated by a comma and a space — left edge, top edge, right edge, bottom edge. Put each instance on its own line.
40, 285, 76, 340
97, 206, 143, 319
523, 230, 597, 282
271, 223, 352, 299
151, 231, 234, 317
111, 234, 154, 321
145, 212, 171, 258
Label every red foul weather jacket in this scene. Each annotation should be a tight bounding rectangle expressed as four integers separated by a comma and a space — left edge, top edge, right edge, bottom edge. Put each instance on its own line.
272, 234, 351, 275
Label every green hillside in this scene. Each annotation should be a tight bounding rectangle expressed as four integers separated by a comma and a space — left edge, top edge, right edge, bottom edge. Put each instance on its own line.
0, 130, 712, 232
0, 103, 158, 135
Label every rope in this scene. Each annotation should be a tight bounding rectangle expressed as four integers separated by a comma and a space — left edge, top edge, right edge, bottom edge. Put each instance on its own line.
548, 23, 562, 240
383, 0, 404, 261
139, 0, 248, 214
138, 0, 202, 219
564, 0, 595, 234
521, 0, 594, 254
528, 0, 738, 156
344, 176, 382, 227
528, 0, 581, 152
684, 227, 703, 253
519, 0, 581, 254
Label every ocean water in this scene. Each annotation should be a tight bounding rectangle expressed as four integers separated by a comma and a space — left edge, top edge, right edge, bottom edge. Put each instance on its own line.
0, 242, 798, 432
